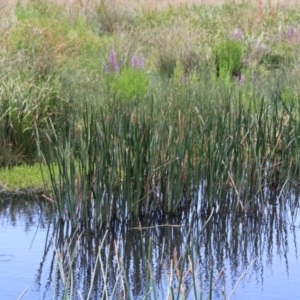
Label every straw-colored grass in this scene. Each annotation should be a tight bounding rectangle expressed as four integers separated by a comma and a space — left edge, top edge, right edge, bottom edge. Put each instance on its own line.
3, 0, 300, 8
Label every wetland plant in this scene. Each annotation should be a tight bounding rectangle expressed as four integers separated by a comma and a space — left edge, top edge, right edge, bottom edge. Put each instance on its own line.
2, 0, 300, 231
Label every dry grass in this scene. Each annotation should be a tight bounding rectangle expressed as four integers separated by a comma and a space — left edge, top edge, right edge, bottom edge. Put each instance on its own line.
2, 0, 300, 11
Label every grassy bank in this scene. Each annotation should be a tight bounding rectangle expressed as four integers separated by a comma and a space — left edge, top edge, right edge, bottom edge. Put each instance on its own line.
0, 163, 57, 191
1, 0, 300, 226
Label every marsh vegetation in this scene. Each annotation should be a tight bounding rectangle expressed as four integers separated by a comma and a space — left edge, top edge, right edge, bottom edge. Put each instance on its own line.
2, 0, 300, 299
1, 0, 300, 228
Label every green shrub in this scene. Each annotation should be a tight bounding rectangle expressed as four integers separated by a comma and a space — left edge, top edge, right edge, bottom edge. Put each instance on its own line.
215, 39, 243, 80
111, 67, 148, 102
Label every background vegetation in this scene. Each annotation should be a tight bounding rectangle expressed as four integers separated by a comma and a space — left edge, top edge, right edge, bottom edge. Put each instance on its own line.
1, 0, 300, 228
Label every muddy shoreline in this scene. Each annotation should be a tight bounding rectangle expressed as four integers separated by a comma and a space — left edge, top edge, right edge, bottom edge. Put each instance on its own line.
0, 185, 45, 198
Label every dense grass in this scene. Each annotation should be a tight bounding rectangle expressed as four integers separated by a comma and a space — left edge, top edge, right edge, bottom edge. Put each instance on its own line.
1, 0, 300, 227
0, 163, 57, 191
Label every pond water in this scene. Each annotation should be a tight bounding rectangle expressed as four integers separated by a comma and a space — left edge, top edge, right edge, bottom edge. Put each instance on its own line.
0, 192, 300, 299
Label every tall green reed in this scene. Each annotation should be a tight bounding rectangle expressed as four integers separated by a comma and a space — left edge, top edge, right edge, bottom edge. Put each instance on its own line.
36, 65, 300, 229
37, 91, 199, 228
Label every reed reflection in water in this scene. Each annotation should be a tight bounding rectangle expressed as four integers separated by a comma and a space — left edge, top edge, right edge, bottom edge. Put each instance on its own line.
39, 190, 300, 300
0, 189, 299, 299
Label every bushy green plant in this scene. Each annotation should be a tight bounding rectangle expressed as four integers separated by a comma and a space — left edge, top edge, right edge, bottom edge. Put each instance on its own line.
216, 39, 243, 80
110, 67, 148, 102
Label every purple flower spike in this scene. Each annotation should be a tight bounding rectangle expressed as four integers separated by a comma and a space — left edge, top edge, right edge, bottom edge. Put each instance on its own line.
182, 76, 187, 85
235, 29, 244, 40
131, 56, 145, 69
288, 27, 294, 41
239, 74, 245, 85
131, 56, 137, 68
109, 50, 116, 66
109, 49, 119, 75
229, 29, 244, 41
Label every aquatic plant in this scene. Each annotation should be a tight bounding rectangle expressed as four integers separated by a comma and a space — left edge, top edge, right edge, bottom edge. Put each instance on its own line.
35, 75, 300, 230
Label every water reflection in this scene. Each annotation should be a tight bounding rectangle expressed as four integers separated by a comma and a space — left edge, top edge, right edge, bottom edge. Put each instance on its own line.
0, 193, 54, 300
0, 191, 299, 299
39, 191, 300, 299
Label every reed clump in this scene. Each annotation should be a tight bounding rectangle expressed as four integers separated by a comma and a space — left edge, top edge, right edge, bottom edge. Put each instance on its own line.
1, 0, 300, 228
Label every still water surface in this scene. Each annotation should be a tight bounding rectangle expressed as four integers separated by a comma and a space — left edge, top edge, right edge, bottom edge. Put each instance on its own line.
0, 193, 299, 299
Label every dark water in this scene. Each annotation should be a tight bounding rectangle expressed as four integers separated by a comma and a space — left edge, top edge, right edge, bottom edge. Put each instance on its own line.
0, 192, 300, 299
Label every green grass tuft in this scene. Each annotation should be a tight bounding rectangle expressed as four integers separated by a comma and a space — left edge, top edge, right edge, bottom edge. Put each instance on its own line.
0, 163, 57, 191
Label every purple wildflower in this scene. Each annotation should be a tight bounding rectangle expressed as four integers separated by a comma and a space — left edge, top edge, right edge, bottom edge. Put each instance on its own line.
235, 29, 244, 40
288, 27, 294, 41
230, 29, 244, 41
239, 74, 245, 85
131, 56, 145, 69
109, 49, 116, 66
182, 76, 187, 85
109, 49, 119, 75
131, 56, 137, 68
